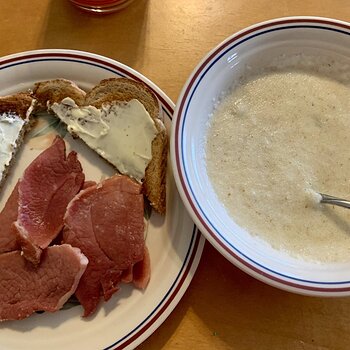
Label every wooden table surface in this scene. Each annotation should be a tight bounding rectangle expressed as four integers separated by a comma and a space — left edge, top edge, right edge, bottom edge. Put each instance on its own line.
1, 1, 350, 349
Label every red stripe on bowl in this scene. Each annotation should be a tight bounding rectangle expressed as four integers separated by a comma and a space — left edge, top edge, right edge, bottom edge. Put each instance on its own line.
173, 17, 350, 292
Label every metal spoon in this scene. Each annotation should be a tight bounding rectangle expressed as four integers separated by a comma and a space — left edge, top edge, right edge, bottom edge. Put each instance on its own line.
319, 193, 350, 209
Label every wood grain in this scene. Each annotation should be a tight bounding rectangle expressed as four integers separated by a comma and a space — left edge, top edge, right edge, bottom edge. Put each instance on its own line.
0, 1, 349, 349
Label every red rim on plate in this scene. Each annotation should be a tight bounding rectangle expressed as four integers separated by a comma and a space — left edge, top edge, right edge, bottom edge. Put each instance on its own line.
0, 49, 205, 350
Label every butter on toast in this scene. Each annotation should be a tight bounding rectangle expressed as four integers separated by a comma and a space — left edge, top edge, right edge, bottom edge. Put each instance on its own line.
0, 93, 35, 188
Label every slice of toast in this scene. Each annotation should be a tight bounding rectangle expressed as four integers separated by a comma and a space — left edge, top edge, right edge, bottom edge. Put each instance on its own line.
34, 78, 167, 214
85, 78, 167, 214
33, 78, 86, 110
0, 93, 36, 188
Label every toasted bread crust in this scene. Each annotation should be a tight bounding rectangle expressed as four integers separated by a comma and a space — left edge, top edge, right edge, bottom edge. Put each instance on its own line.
143, 124, 168, 214
85, 78, 160, 121
0, 93, 36, 189
33, 79, 86, 110
0, 93, 34, 119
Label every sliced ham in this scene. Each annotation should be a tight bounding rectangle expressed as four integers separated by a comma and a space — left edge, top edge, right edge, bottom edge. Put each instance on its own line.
121, 266, 133, 284
14, 136, 84, 265
132, 246, 151, 290
82, 180, 96, 190
0, 244, 88, 321
0, 182, 20, 253
63, 175, 145, 317
91, 178, 144, 269
121, 247, 151, 289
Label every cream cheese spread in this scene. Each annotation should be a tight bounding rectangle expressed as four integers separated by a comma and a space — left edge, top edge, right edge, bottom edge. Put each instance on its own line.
51, 98, 158, 182
0, 115, 25, 182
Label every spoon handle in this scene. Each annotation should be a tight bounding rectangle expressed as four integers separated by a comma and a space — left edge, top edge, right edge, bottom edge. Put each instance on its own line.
319, 193, 350, 209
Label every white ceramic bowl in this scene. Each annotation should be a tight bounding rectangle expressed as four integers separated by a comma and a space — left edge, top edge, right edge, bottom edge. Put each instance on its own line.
171, 17, 350, 296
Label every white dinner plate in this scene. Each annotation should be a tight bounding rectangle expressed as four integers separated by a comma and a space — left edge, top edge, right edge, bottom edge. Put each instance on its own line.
0, 49, 204, 350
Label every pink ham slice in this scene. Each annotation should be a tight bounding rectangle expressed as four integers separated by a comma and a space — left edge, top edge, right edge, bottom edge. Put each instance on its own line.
0, 182, 20, 253
63, 175, 145, 317
131, 246, 151, 289
14, 136, 84, 265
121, 247, 151, 289
0, 244, 88, 321
82, 180, 96, 190
121, 266, 133, 284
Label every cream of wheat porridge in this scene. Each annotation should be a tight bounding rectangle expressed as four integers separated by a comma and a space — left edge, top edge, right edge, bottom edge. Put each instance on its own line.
205, 54, 350, 262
